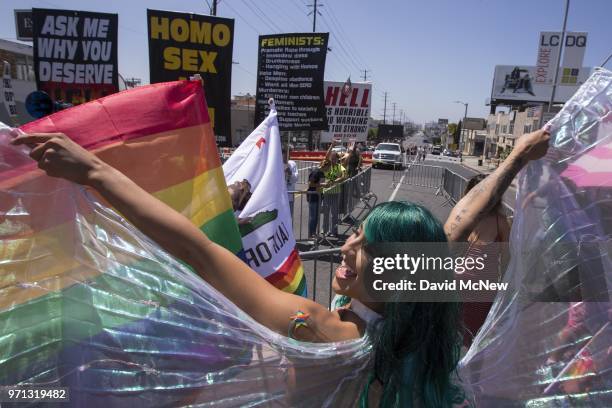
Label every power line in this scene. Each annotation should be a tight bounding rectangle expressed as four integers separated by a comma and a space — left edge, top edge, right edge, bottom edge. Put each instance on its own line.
289, 0, 310, 23
325, 2, 369, 69
234, 63, 256, 78
268, 0, 309, 31
317, 17, 356, 76
222, 1, 261, 35
327, 48, 353, 76
241, 0, 282, 33
319, 15, 361, 73
319, 16, 361, 73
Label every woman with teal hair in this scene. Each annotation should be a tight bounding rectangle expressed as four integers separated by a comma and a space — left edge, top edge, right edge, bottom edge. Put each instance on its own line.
333, 201, 466, 407
11, 128, 549, 406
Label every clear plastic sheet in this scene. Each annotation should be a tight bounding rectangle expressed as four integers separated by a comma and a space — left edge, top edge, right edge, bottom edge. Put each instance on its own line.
460, 68, 612, 406
2, 69, 611, 407
0, 126, 372, 407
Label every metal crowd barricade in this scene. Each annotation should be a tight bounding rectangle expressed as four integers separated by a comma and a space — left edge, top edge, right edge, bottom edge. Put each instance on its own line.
288, 166, 377, 246
440, 168, 514, 218
299, 248, 342, 308
293, 160, 319, 184
392, 163, 445, 193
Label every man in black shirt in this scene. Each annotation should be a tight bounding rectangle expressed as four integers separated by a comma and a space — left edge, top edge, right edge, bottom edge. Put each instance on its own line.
307, 162, 327, 238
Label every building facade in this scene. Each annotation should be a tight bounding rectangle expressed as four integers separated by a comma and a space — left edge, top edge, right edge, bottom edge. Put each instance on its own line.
0, 39, 36, 125
483, 106, 547, 158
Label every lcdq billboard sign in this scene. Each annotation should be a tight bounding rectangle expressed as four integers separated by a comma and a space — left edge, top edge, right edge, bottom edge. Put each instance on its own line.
535, 31, 587, 85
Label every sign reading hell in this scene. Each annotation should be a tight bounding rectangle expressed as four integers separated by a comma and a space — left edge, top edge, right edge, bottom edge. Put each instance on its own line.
320, 81, 371, 143
32, 8, 119, 104
147, 9, 234, 147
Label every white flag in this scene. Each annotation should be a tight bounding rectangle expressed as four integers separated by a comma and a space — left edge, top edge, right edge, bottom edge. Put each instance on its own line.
222, 106, 306, 296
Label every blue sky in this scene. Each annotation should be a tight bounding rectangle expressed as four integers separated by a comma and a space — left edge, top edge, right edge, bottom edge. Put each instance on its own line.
2, 0, 611, 124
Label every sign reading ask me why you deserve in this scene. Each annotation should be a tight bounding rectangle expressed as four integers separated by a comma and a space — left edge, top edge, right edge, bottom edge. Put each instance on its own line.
32, 8, 119, 104
147, 9, 234, 147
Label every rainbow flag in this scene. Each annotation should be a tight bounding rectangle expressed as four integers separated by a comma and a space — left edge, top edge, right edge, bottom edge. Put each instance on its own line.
0, 81, 247, 403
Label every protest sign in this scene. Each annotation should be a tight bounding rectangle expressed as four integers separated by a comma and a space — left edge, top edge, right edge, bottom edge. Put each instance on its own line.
254, 33, 329, 131
32, 8, 118, 104
147, 9, 234, 146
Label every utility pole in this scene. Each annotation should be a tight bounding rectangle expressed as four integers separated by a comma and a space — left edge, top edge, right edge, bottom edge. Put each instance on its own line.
308, 0, 321, 32
548, 0, 570, 113
210, 0, 217, 16
392, 103, 396, 124
383, 92, 388, 124
361, 69, 369, 81
307, 0, 322, 149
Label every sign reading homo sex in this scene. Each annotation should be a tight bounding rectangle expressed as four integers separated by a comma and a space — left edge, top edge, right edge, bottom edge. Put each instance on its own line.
32, 8, 119, 104
147, 9, 234, 147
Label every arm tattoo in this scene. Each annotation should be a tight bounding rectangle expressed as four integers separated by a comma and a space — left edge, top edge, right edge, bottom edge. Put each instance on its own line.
448, 155, 526, 241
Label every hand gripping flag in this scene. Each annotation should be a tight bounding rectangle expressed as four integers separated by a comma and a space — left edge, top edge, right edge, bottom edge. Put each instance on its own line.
0, 87, 372, 407
459, 68, 612, 406
223, 102, 307, 296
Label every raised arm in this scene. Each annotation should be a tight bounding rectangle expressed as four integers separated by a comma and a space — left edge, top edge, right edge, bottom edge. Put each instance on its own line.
444, 129, 550, 242
324, 140, 336, 161
11, 133, 352, 341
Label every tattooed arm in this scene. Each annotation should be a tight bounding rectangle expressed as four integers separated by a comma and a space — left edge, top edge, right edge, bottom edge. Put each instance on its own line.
445, 129, 550, 242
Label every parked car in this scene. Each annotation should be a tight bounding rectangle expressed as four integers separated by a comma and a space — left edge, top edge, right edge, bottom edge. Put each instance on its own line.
372, 143, 403, 169
331, 145, 347, 155
431, 145, 442, 155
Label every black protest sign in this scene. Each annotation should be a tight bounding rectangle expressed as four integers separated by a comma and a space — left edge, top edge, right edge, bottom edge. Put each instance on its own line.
14, 9, 33, 41
147, 9, 234, 147
32, 8, 118, 104
255, 33, 329, 131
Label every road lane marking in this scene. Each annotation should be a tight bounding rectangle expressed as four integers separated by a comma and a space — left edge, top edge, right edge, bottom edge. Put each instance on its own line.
389, 171, 406, 202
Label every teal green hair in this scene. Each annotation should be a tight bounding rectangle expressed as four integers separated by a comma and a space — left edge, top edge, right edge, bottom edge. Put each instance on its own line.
341, 201, 465, 407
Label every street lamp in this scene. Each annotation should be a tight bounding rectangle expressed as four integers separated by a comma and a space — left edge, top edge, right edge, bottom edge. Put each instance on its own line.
454, 100, 468, 159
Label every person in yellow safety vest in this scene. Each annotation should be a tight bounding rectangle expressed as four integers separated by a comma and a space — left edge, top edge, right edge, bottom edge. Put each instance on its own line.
321, 144, 346, 237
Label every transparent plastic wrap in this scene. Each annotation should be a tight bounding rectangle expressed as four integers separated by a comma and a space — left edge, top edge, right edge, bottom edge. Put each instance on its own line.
0, 124, 372, 407
460, 68, 612, 406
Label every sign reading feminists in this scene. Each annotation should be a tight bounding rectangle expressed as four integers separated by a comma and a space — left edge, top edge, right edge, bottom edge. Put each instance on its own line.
255, 33, 329, 131
32, 8, 119, 104
147, 10, 234, 147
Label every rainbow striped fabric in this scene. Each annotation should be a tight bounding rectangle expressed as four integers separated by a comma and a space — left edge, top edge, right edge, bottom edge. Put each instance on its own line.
15, 80, 241, 253
0, 81, 246, 400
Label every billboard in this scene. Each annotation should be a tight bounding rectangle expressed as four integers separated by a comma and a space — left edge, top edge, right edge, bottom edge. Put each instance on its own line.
536, 31, 587, 85
491, 65, 590, 103
320, 81, 371, 143
147, 9, 234, 147
562, 32, 587, 70
254, 33, 329, 131
378, 124, 403, 140
32, 8, 119, 104
437, 118, 448, 125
